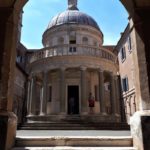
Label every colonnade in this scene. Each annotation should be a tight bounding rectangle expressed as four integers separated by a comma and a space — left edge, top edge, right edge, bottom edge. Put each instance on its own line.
26, 67, 120, 117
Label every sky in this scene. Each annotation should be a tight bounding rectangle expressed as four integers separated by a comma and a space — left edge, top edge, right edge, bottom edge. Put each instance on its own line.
21, 0, 129, 49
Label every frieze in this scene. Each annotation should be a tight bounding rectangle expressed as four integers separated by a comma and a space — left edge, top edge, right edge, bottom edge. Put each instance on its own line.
43, 25, 102, 39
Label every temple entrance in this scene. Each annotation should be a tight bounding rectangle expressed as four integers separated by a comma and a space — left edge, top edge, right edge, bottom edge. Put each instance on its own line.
68, 86, 79, 115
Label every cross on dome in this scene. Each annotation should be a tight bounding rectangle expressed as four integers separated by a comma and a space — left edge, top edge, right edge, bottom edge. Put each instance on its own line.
68, 0, 79, 10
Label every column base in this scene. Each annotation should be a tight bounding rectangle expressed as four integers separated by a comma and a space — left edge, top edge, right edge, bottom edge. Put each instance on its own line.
100, 112, 108, 116
27, 113, 34, 117
130, 110, 150, 150
0, 111, 17, 150
81, 112, 88, 115
39, 112, 46, 116
60, 112, 67, 115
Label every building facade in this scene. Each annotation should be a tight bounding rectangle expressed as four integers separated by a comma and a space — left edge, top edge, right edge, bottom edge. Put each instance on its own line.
116, 22, 136, 123
24, 0, 122, 123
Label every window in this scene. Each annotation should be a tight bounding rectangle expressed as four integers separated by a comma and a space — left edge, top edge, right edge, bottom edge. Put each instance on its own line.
122, 77, 129, 92
70, 40, 76, 44
69, 35, 76, 44
104, 83, 110, 91
16, 56, 24, 63
120, 46, 126, 61
48, 86, 52, 102
128, 36, 132, 52
69, 47, 76, 53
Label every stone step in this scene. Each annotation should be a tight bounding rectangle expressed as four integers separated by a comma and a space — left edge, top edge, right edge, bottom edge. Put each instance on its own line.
12, 146, 137, 150
19, 122, 130, 130
15, 136, 133, 147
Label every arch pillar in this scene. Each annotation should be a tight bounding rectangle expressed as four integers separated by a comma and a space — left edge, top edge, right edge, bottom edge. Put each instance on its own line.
0, 1, 28, 149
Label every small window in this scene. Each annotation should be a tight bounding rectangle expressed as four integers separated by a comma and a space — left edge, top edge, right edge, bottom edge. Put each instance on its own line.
128, 36, 132, 52
122, 77, 129, 92
70, 40, 76, 44
69, 47, 76, 53
120, 46, 126, 62
69, 35, 76, 44
48, 86, 52, 102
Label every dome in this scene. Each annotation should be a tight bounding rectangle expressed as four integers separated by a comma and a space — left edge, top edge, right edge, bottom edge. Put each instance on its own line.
47, 10, 100, 31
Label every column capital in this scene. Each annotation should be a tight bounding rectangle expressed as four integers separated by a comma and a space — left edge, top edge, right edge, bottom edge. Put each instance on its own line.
60, 67, 66, 71
80, 66, 87, 71
114, 75, 119, 80
31, 72, 36, 77
110, 71, 114, 76
99, 68, 104, 73
43, 70, 48, 74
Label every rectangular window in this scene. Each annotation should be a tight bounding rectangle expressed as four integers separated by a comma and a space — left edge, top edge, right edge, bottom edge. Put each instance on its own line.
120, 46, 126, 62
122, 77, 129, 92
69, 47, 76, 53
70, 40, 76, 44
48, 86, 52, 102
73, 47, 76, 52
128, 36, 132, 52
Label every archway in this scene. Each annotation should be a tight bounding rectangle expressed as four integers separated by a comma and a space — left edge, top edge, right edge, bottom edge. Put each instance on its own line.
0, 0, 150, 149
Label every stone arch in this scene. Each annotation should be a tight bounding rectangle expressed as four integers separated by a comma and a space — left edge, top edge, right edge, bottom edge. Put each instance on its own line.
0, 1, 150, 150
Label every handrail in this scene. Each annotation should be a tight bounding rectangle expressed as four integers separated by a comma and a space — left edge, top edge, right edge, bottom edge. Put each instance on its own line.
28, 45, 116, 63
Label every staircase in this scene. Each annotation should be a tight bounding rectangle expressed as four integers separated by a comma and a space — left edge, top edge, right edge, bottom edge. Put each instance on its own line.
19, 115, 130, 130
13, 116, 135, 150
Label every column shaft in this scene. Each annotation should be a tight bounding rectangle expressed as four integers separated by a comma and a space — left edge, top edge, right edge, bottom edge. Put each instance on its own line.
110, 73, 117, 115
27, 80, 31, 115
115, 76, 120, 115
99, 70, 106, 114
29, 76, 36, 115
81, 67, 87, 114
40, 71, 48, 115
60, 68, 66, 113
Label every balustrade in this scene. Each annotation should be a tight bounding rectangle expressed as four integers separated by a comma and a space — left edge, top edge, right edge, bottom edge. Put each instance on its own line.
28, 45, 115, 63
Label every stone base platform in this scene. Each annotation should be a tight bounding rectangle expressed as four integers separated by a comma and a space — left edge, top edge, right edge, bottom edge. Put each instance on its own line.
26, 114, 120, 123
12, 147, 137, 150
19, 114, 129, 130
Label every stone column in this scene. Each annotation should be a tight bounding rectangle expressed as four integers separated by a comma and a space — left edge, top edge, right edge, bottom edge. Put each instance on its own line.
26, 79, 31, 115
110, 72, 117, 115
60, 68, 66, 114
114, 76, 120, 115
98, 69, 106, 114
28, 75, 36, 115
80, 67, 87, 114
40, 71, 48, 115
0, 1, 27, 149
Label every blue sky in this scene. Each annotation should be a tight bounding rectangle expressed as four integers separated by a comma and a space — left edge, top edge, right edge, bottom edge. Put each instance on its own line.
21, 0, 128, 49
